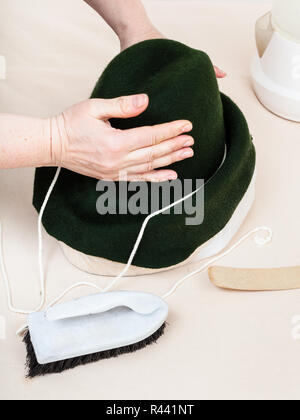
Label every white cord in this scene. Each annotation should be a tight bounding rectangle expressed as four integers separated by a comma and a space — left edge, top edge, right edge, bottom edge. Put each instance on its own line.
36, 167, 61, 311
0, 167, 61, 314
161, 226, 272, 299
45, 179, 209, 309
0, 166, 273, 324
46, 226, 272, 306
101, 185, 206, 293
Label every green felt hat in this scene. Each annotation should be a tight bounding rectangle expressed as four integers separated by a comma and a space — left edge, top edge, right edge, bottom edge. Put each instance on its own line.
33, 40, 256, 272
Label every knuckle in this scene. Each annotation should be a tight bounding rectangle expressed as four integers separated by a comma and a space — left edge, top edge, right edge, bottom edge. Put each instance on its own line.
105, 133, 124, 155
117, 96, 129, 116
109, 139, 124, 155
88, 98, 97, 108
147, 147, 155, 171
150, 135, 157, 146
149, 129, 160, 146
88, 98, 101, 115
137, 164, 148, 173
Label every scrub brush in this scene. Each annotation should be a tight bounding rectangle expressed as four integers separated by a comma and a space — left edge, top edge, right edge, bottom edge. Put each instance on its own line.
22, 291, 168, 378
23, 323, 166, 378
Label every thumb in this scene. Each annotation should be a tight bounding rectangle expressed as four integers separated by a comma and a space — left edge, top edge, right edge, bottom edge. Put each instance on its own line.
89, 94, 149, 120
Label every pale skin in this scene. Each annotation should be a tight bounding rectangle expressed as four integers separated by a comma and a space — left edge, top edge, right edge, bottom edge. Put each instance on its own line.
0, 0, 226, 182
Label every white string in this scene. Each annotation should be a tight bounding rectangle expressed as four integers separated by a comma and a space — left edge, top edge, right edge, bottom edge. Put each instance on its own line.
161, 226, 272, 299
0, 167, 204, 315
44, 180, 210, 310
47, 226, 272, 308
36, 167, 61, 311
101, 146, 228, 293
0, 167, 61, 314
0, 166, 273, 326
101, 185, 206, 293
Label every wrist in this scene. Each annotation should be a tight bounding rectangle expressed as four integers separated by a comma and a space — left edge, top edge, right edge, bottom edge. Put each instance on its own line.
119, 24, 163, 51
47, 115, 67, 167
34, 117, 52, 167
0, 114, 55, 170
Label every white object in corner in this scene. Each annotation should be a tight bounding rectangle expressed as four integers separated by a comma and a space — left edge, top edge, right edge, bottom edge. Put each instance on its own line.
252, 11, 300, 122
0, 56, 6, 80
273, 0, 300, 42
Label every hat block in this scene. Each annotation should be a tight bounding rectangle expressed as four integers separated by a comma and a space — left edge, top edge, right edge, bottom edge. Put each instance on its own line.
33, 40, 256, 275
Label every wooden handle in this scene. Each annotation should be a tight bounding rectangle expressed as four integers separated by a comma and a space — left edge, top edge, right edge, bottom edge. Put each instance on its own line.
208, 266, 300, 291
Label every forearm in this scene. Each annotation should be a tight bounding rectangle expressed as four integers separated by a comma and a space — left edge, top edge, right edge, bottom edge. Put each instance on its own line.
0, 114, 52, 169
84, 0, 154, 42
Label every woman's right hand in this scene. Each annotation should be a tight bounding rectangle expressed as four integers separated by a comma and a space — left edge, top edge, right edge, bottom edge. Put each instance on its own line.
50, 94, 194, 182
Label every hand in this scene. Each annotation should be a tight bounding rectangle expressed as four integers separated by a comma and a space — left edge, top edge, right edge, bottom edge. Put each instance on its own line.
84, 1, 226, 79
119, 24, 164, 51
214, 66, 227, 78
120, 26, 227, 79
50, 94, 194, 182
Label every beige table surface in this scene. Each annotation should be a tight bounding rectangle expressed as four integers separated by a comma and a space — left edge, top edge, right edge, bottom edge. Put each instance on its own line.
0, 0, 299, 400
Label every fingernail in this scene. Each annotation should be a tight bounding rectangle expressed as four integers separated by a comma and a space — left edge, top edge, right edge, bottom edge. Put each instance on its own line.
182, 123, 193, 133
133, 94, 148, 108
184, 138, 194, 147
182, 149, 194, 158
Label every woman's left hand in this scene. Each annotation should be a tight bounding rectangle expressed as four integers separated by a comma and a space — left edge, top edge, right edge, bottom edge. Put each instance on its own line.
120, 26, 227, 79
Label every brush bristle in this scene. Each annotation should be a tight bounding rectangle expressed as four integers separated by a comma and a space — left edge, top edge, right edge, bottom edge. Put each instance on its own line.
23, 322, 166, 378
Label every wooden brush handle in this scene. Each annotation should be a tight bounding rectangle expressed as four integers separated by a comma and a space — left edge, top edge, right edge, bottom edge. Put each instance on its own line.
208, 266, 300, 291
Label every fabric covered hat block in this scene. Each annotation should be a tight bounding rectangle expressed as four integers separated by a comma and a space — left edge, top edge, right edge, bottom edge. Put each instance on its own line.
33, 40, 256, 277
